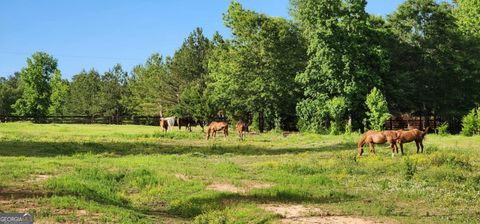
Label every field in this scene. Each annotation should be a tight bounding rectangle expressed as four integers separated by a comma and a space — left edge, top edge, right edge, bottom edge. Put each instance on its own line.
0, 122, 479, 223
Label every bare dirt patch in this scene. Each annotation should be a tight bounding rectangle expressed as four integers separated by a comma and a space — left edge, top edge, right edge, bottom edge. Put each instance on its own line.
26, 174, 52, 183
261, 204, 386, 224
174, 173, 191, 181
207, 182, 244, 193
244, 181, 273, 190
206, 180, 273, 194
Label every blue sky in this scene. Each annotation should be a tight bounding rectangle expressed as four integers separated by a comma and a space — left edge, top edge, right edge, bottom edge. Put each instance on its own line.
0, 0, 404, 79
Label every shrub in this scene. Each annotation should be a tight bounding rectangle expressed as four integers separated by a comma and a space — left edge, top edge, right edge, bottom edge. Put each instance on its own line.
296, 96, 329, 133
326, 97, 347, 135
461, 107, 479, 136
437, 122, 449, 136
365, 87, 390, 131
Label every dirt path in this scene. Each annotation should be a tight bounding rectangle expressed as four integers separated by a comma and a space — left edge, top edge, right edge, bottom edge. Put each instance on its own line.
261, 204, 387, 224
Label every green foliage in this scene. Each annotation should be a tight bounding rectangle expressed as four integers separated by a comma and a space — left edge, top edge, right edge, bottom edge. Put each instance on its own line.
454, 0, 480, 39
437, 122, 449, 136
326, 97, 348, 135
296, 96, 329, 133
0, 73, 22, 115
208, 2, 306, 130
388, 0, 479, 119
124, 54, 173, 116
365, 87, 390, 131
48, 70, 69, 115
99, 64, 128, 117
293, 0, 386, 131
461, 107, 480, 136
13, 52, 58, 116
65, 69, 102, 116
171, 28, 212, 121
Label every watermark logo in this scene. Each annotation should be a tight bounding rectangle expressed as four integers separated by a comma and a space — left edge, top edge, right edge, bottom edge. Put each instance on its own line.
0, 213, 33, 224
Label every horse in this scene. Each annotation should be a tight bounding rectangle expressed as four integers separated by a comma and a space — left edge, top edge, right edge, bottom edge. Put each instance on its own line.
397, 127, 429, 154
177, 117, 194, 132
235, 120, 248, 140
160, 118, 169, 132
206, 121, 229, 140
164, 116, 176, 128
177, 117, 206, 132
357, 130, 400, 156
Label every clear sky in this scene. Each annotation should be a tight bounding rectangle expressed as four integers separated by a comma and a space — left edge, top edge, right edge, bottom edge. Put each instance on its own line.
0, 0, 405, 79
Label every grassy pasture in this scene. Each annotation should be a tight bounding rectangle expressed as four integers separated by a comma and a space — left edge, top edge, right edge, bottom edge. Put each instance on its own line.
0, 122, 479, 223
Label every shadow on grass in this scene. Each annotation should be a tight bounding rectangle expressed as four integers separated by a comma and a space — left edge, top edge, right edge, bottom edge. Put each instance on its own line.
165, 189, 356, 218
0, 140, 355, 157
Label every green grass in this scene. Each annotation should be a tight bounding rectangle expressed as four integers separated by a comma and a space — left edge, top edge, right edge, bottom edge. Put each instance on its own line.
0, 122, 479, 223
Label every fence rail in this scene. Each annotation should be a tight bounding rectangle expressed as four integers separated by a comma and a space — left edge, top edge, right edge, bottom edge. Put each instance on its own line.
0, 115, 162, 126
0, 115, 462, 133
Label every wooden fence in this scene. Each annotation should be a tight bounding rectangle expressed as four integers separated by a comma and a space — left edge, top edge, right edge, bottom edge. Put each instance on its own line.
0, 115, 162, 126
0, 115, 463, 133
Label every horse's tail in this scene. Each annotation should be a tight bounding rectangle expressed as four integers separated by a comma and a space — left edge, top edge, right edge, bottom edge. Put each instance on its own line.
422, 127, 430, 138
357, 133, 367, 149
357, 132, 367, 156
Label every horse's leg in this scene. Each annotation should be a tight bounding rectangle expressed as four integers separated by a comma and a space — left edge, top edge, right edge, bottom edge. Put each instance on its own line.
390, 143, 395, 157
205, 129, 210, 140
400, 143, 404, 155
415, 140, 420, 153
369, 143, 375, 155
420, 140, 424, 153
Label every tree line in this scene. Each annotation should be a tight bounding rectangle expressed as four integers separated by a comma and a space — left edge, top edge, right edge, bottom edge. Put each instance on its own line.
1, 0, 479, 133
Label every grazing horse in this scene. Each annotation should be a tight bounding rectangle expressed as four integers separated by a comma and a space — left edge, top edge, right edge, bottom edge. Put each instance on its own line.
235, 120, 248, 141
206, 121, 229, 140
177, 117, 195, 132
397, 127, 429, 154
160, 118, 169, 132
177, 117, 206, 132
357, 130, 400, 156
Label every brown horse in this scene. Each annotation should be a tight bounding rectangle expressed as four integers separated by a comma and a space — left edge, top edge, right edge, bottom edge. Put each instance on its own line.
206, 121, 229, 140
160, 118, 169, 132
397, 127, 429, 154
235, 120, 248, 141
357, 130, 400, 156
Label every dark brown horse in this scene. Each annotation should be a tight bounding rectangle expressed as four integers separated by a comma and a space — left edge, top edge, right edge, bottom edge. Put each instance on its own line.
357, 130, 400, 156
397, 127, 429, 154
235, 120, 248, 141
160, 118, 169, 132
206, 121, 229, 140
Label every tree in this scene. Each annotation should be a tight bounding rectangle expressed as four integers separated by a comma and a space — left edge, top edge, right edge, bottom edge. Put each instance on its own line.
99, 64, 128, 120
292, 0, 386, 132
48, 70, 69, 115
0, 73, 22, 115
208, 2, 306, 131
388, 0, 476, 120
454, 0, 480, 39
125, 54, 175, 116
65, 69, 102, 117
365, 87, 390, 131
13, 52, 58, 116
170, 28, 212, 121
